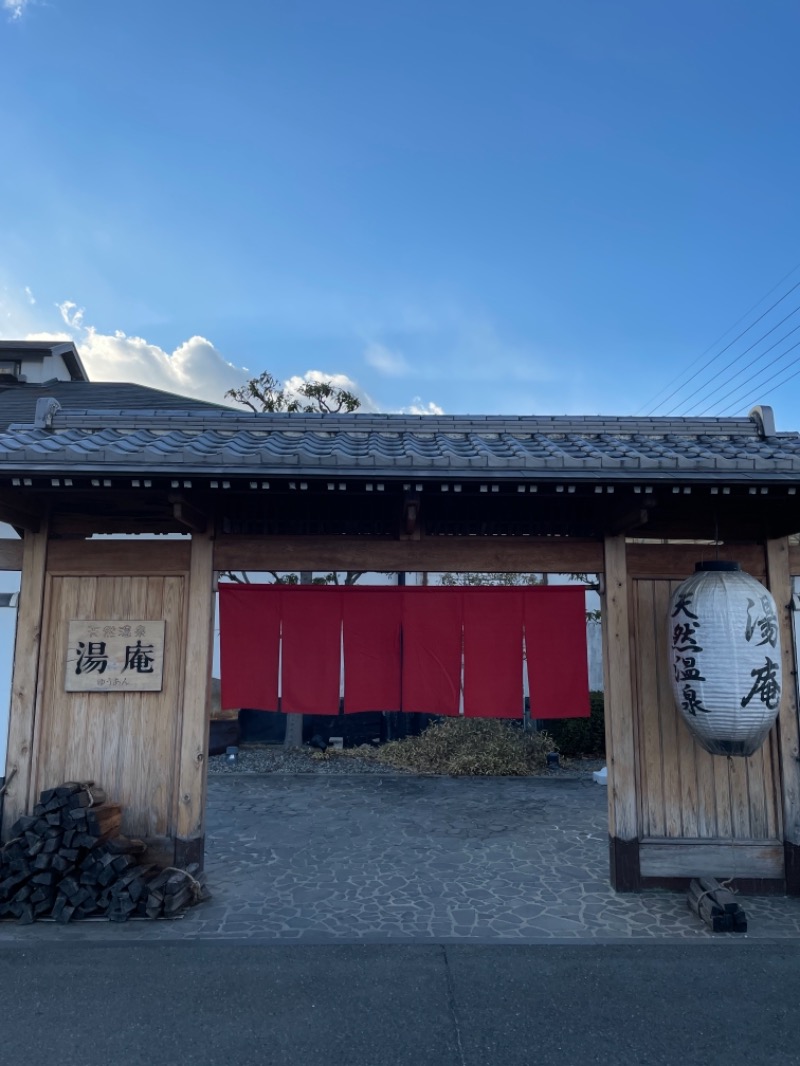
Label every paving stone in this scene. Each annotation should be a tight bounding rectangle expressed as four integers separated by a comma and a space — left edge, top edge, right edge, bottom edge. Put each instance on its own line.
5, 773, 800, 942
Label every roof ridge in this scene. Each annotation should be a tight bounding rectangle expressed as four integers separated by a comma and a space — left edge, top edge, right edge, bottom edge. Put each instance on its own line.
15, 407, 764, 436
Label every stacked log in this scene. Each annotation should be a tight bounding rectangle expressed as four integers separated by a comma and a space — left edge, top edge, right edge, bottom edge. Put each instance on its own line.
0, 781, 208, 924
687, 877, 748, 933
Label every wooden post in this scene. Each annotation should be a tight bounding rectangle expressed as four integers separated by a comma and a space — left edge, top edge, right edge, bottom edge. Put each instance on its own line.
2, 528, 48, 840
283, 712, 303, 748
765, 537, 800, 894
602, 534, 640, 890
284, 569, 313, 748
174, 533, 215, 868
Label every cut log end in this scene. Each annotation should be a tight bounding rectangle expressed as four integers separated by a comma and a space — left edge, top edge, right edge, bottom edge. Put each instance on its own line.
687, 878, 748, 934
0, 781, 207, 926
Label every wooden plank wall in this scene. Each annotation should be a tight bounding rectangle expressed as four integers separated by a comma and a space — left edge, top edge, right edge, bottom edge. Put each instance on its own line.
29, 571, 188, 839
631, 575, 785, 882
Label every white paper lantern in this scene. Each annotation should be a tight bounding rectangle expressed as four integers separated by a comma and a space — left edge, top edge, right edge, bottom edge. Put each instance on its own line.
669, 562, 782, 757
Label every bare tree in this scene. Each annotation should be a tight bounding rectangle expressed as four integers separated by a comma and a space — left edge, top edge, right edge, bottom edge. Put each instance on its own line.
226, 372, 360, 414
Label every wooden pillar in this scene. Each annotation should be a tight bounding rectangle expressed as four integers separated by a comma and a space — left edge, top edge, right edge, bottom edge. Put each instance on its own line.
283, 570, 313, 748
2, 528, 48, 840
765, 538, 800, 894
174, 532, 215, 868
602, 534, 640, 890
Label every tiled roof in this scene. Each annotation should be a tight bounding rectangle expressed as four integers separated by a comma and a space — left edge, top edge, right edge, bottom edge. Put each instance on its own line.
0, 381, 230, 431
0, 406, 798, 481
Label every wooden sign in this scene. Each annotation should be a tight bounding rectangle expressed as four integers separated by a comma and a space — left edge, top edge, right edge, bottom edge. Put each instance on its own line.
65, 620, 166, 692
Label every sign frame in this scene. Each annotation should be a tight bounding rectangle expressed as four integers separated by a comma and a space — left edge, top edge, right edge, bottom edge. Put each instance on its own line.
64, 620, 166, 693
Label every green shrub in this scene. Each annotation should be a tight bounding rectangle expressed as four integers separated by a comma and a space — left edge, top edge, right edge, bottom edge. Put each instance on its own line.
543, 691, 605, 758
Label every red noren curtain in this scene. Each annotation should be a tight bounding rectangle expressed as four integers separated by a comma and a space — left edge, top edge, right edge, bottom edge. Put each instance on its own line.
219, 584, 589, 720
463, 588, 524, 718
524, 586, 590, 719
342, 588, 402, 713
219, 584, 281, 712
401, 588, 463, 716
280, 587, 343, 715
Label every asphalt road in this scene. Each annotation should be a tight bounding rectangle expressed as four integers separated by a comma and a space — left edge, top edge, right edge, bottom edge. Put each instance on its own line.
3, 941, 800, 1065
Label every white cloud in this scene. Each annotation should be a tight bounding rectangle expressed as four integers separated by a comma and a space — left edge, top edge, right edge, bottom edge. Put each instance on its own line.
2, 288, 376, 410
77, 328, 248, 403
3, 0, 32, 19
3, 282, 431, 413
57, 300, 85, 330
24, 330, 71, 342
364, 342, 410, 377
76, 331, 383, 412
283, 369, 378, 412
399, 398, 445, 415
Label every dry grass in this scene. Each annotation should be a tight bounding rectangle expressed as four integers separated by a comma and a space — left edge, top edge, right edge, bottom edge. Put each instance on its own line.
342, 718, 557, 777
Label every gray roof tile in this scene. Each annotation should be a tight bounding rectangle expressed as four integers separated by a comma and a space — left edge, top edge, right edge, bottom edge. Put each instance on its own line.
0, 382, 229, 431
0, 407, 798, 481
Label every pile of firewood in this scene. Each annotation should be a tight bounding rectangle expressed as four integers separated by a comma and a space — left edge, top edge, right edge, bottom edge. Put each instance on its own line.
687, 877, 748, 933
0, 781, 208, 924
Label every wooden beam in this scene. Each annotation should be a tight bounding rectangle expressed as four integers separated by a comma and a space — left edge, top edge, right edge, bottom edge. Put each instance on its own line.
602, 534, 640, 891
626, 542, 766, 580
0, 530, 768, 580
214, 534, 604, 574
214, 534, 769, 578
639, 840, 784, 879
47, 539, 191, 575
2, 528, 48, 840
765, 537, 800, 894
170, 495, 208, 534
174, 533, 215, 866
0, 538, 23, 570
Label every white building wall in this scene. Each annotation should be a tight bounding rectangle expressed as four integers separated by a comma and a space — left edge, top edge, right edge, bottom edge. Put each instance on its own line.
21, 352, 73, 383
586, 620, 604, 692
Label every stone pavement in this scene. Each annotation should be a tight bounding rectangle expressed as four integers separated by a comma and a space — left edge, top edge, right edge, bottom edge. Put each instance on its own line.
2, 773, 800, 941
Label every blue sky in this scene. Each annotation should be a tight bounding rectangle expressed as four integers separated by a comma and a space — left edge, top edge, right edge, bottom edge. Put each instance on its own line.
1, 0, 799, 422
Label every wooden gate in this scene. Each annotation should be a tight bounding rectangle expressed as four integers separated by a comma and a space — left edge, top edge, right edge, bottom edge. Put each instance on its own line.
2, 536, 214, 866
631, 577, 785, 884
31, 572, 187, 839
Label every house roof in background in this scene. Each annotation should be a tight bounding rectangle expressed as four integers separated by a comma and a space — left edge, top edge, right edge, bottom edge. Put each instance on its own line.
0, 380, 230, 431
0, 340, 88, 382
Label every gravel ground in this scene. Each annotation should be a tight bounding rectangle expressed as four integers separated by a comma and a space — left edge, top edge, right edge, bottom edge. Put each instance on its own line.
209, 746, 406, 776
208, 745, 606, 778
